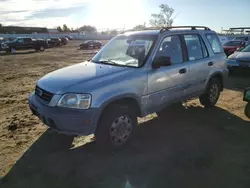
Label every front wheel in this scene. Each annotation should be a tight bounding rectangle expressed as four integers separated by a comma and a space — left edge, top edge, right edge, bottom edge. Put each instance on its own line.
199, 78, 221, 108
245, 103, 250, 119
95, 104, 137, 150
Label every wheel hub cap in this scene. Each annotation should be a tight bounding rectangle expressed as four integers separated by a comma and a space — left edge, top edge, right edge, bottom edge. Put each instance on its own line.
209, 84, 219, 103
110, 115, 132, 145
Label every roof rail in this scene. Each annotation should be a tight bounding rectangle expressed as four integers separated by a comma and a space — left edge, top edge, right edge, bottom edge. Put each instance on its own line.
121, 27, 161, 34
121, 26, 211, 34
160, 26, 211, 33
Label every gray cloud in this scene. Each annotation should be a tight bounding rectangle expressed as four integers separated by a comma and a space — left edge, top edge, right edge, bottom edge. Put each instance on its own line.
0, 10, 29, 16
26, 5, 86, 19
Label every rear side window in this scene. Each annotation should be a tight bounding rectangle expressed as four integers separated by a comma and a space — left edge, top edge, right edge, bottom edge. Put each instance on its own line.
24, 38, 31, 42
206, 34, 223, 53
184, 35, 203, 61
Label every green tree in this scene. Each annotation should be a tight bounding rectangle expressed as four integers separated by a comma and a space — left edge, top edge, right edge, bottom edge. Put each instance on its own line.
0, 23, 2, 28
133, 24, 146, 30
149, 4, 175, 27
63, 24, 70, 32
57, 26, 63, 32
78, 25, 97, 33
110, 29, 118, 35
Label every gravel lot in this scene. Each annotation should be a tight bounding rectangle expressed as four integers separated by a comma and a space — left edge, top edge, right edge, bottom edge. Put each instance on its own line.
0, 41, 250, 188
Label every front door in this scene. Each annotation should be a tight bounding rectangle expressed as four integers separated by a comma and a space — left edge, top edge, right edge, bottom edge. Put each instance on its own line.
146, 35, 190, 114
15, 38, 24, 50
24, 38, 33, 49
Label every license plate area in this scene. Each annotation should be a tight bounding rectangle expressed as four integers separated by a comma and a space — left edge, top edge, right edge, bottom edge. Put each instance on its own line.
30, 103, 46, 124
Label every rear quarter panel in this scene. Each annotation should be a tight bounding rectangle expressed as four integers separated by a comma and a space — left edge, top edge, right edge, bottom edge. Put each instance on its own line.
201, 32, 228, 88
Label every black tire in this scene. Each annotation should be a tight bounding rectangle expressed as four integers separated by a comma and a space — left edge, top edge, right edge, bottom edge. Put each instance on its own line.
8, 48, 14, 53
245, 103, 250, 119
95, 104, 137, 150
39, 45, 45, 51
199, 78, 221, 108
228, 69, 236, 75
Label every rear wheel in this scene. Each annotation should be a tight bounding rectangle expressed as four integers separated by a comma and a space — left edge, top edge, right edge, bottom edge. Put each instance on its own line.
8, 47, 15, 53
39, 45, 45, 51
199, 78, 221, 108
245, 102, 250, 118
228, 68, 236, 75
95, 104, 137, 150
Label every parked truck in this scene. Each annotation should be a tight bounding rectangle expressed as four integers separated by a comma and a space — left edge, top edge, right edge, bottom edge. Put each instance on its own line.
0, 37, 48, 52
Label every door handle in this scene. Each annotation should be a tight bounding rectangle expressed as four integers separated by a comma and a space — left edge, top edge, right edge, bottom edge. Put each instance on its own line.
208, 62, 214, 66
179, 68, 187, 74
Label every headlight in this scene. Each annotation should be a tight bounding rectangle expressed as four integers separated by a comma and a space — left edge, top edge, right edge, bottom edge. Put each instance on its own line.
57, 93, 91, 109
2, 43, 9, 48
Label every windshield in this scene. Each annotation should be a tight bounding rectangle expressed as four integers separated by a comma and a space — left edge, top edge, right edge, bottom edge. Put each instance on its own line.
91, 35, 156, 67
223, 41, 242, 46
234, 37, 246, 41
84, 40, 91, 44
240, 44, 250, 52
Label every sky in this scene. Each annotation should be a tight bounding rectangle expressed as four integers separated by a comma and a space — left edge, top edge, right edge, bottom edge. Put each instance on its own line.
0, 0, 250, 32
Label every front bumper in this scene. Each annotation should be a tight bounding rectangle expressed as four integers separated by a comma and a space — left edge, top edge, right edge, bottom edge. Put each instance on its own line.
227, 60, 250, 70
28, 93, 99, 135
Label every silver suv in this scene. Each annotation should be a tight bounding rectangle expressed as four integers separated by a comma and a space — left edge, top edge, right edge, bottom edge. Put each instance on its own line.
29, 26, 228, 149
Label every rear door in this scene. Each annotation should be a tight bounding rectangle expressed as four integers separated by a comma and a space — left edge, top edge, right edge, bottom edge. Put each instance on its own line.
182, 34, 211, 96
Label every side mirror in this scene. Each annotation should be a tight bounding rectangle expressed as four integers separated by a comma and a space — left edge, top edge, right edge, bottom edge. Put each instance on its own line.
152, 56, 172, 69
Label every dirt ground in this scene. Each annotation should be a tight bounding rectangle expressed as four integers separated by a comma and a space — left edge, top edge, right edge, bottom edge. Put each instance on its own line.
0, 41, 250, 188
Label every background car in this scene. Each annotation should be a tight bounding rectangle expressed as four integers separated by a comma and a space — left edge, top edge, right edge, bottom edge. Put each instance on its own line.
233, 36, 250, 42
79, 40, 102, 49
227, 44, 250, 72
223, 40, 245, 56
60, 37, 69, 45
65, 35, 73, 40
1, 37, 48, 52
48, 38, 61, 47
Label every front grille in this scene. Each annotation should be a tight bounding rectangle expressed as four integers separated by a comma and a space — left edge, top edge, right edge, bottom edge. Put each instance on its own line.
35, 86, 53, 103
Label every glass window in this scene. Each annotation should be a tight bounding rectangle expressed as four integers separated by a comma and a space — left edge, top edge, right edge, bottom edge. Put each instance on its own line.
241, 44, 250, 52
17, 38, 24, 43
200, 37, 208, 57
184, 35, 203, 61
206, 34, 224, 53
223, 41, 243, 46
92, 35, 156, 67
24, 38, 31, 42
155, 35, 183, 64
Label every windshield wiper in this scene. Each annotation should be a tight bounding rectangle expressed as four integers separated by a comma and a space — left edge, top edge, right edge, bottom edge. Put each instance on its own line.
94, 60, 120, 65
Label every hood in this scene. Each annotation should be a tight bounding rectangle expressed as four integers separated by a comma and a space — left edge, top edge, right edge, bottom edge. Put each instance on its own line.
37, 61, 129, 94
2, 40, 15, 45
228, 52, 250, 61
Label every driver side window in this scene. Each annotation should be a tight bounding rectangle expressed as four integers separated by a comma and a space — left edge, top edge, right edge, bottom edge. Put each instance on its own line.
155, 35, 183, 65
